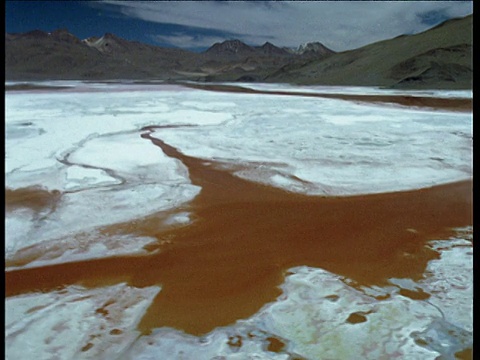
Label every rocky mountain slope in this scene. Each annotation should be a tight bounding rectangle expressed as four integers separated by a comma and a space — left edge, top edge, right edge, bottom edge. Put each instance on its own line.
5, 29, 200, 80
5, 29, 333, 82
266, 14, 472, 89
5, 14, 472, 89
198, 40, 333, 82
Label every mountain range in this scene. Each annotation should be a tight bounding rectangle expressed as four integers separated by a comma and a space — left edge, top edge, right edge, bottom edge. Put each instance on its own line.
5, 14, 472, 89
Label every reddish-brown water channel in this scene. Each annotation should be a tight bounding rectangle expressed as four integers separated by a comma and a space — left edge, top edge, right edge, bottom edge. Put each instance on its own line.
5, 91, 472, 336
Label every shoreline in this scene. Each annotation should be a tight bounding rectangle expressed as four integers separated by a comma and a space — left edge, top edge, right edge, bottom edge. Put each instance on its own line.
5, 85, 472, 336
183, 83, 473, 112
5, 81, 474, 114
6, 130, 473, 334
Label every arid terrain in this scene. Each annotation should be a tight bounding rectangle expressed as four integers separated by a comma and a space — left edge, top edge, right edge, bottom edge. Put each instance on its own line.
5, 81, 472, 359
4, 8, 474, 359
5, 15, 472, 89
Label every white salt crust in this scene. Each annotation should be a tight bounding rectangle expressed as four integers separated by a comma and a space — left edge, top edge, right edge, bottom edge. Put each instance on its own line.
123, 228, 472, 359
5, 283, 160, 360
5, 83, 472, 359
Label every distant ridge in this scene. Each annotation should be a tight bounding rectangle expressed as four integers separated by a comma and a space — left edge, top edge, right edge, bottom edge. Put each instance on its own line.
204, 39, 296, 57
294, 42, 335, 58
205, 39, 257, 55
5, 14, 472, 89
265, 14, 472, 89
5, 30, 333, 82
259, 42, 292, 56
204, 39, 333, 58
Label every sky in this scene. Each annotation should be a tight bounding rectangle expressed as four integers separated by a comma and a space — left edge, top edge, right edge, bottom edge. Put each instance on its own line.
5, 1, 473, 52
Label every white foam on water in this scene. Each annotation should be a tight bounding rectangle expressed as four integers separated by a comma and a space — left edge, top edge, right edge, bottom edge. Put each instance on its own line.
8, 232, 471, 360
417, 227, 473, 332
152, 109, 233, 126
5, 230, 159, 270
162, 211, 193, 226
151, 91, 472, 196
229, 82, 473, 99
4, 181, 198, 268
6, 87, 227, 267
64, 165, 120, 191
5, 283, 160, 360
124, 228, 472, 359
5, 83, 472, 359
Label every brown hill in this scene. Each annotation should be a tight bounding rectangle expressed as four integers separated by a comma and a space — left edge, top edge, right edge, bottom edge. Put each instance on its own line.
266, 14, 472, 89
5, 29, 212, 80
5, 30, 157, 80
4, 15, 472, 89
200, 39, 316, 82
5, 30, 335, 82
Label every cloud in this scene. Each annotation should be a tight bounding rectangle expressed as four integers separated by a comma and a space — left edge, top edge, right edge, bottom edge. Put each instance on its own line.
97, 1, 473, 51
417, 8, 457, 26
152, 33, 228, 49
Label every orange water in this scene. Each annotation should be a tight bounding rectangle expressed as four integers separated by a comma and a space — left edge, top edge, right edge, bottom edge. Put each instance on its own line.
5, 92, 472, 336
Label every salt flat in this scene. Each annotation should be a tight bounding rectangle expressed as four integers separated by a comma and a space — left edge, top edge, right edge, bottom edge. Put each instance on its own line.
152, 86, 472, 196
124, 229, 471, 359
5, 82, 472, 359
228, 82, 473, 99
